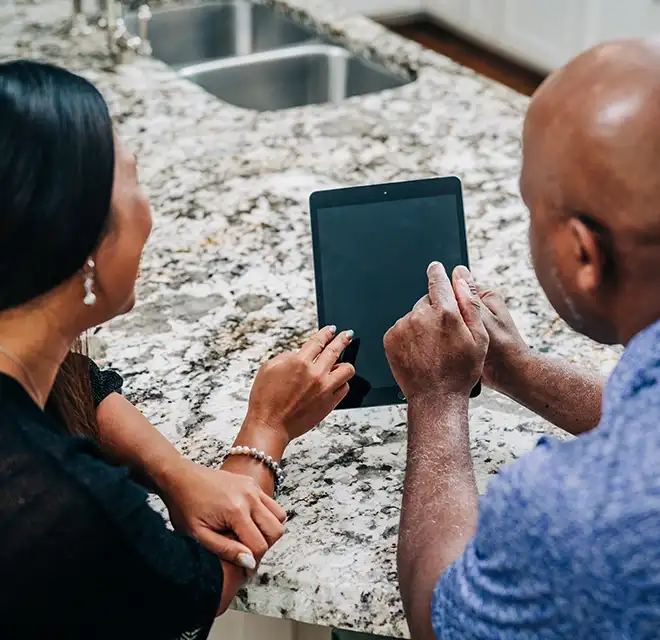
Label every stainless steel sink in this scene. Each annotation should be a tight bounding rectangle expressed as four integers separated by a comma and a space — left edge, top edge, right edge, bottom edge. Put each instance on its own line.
180, 44, 409, 111
125, 0, 412, 110
124, 0, 315, 69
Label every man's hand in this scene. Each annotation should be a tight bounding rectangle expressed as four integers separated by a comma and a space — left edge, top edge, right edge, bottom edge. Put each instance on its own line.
388, 263, 485, 640
477, 285, 532, 392
384, 263, 489, 401
476, 283, 604, 435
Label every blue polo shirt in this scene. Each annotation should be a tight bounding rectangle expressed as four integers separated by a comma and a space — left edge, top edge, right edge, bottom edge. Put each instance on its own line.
432, 320, 660, 639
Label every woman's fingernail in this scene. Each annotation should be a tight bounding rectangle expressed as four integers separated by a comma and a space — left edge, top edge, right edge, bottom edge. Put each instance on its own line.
238, 553, 256, 570
328, 325, 337, 334
345, 329, 354, 339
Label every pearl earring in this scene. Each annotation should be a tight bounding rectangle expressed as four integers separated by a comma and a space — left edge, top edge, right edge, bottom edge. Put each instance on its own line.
83, 259, 97, 306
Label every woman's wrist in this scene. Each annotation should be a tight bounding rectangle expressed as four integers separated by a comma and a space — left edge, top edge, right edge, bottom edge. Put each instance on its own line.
233, 416, 290, 462
219, 417, 289, 497
145, 451, 196, 503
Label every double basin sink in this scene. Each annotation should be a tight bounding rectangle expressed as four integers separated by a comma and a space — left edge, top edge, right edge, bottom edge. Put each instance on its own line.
124, 0, 411, 111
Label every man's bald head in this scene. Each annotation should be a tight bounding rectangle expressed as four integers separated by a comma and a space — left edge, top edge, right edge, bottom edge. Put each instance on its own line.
521, 38, 660, 345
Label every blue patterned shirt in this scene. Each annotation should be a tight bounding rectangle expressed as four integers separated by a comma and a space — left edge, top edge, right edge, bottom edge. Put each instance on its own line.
432, 320, 660, 639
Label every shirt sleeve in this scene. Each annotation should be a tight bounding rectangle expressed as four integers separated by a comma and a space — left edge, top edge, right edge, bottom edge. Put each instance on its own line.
431, 436, 600, 640
86, 355, 124, 407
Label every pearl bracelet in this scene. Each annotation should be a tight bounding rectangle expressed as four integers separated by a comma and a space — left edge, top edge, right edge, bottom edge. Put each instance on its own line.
225, 446, 284, 496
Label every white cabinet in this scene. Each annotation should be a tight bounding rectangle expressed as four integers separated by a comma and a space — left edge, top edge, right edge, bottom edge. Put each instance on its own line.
425, 0, 660, 74
425, 0, 502, 41
582, 0, 660, 46
499, 0, 589, 71
466, 0, 504, 42
337, 0, 422, 18
424, 0, 469, 26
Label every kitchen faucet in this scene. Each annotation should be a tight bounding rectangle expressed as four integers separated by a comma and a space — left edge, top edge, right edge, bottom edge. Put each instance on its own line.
106, 1, 152, 63
69, 0, 152, 64
69, 0, 92, 35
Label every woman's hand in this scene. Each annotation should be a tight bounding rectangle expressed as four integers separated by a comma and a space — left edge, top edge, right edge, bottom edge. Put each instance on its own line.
160, 459, 287, 571
245, 326, 355, 444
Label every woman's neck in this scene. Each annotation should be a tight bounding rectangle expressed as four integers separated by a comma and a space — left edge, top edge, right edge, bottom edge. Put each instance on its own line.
0, 308, 75, 409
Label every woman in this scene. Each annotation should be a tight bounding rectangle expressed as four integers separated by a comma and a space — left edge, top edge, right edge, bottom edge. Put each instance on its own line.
0, 60, 355, 639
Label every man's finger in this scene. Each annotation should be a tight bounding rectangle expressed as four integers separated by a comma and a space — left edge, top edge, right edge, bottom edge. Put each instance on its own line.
453, 267, 488, 345
412, 294, 430, 312
427, 262, 459, 312
299, 326, 337, 361
454, 266, 478, 297
476, 283, 508, 317
316, 330, 354, 371
196, 529, 257, 572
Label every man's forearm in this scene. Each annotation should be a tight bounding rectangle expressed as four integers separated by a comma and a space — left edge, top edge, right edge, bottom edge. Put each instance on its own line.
399, 394, 478, 640
496, 353, 605, 436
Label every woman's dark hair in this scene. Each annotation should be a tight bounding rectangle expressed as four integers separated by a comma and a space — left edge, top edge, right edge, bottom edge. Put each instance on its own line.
0, 60, 115, 310
0, 60, 116, 436
49, 338, 99, 437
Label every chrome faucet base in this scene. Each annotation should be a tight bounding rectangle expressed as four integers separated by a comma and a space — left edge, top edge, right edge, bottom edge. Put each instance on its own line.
68, 0, 151, 64
105, 2, 152, 65
68, 11, 92, 36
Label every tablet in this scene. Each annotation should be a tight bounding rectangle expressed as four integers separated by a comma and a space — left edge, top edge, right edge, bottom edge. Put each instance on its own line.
310, 176, 478, 408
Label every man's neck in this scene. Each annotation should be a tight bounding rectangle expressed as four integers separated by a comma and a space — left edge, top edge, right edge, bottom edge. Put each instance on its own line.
618, 308, 660, 346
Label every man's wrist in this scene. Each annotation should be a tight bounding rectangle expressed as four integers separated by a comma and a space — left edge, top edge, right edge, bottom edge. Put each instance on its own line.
407, 388, 470, 421
493, 348, 541, 399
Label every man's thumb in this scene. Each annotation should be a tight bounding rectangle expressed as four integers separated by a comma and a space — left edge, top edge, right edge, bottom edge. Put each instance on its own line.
198, 530, 257, 570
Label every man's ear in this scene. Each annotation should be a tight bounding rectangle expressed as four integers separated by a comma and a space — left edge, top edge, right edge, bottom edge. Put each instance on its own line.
568, 217, 604, 295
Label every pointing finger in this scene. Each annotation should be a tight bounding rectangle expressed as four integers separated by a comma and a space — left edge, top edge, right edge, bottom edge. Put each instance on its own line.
316, 330, 354, 371
427, 262, 459, 313
453, 266, 488, 347
299, 326, 337, 361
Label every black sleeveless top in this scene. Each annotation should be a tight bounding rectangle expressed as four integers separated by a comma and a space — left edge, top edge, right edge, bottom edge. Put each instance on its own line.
0, 369, 223, 639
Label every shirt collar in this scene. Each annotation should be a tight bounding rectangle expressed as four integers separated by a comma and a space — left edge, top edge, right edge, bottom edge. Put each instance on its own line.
603, 319, 660, 411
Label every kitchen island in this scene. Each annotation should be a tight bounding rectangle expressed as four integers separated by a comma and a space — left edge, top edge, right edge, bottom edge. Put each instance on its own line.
0, 2, 620, 637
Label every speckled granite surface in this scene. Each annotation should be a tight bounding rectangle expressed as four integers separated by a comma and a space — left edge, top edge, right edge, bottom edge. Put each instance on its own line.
1, 2, 620, 636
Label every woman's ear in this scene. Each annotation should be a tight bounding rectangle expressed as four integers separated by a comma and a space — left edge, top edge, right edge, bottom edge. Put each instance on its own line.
569, 217, 604, 295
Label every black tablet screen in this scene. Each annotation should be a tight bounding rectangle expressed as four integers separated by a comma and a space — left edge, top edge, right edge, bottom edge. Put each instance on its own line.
314, 193, 467, 406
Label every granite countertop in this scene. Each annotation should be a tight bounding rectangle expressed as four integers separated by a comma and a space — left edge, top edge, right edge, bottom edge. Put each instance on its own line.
0, 2, 620, 636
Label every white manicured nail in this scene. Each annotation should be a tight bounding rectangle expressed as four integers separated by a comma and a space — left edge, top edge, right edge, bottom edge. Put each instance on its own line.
238, 553, 256, 570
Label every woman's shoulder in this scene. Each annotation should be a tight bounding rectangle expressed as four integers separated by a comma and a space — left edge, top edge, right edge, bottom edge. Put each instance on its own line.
67, 352, 124, 407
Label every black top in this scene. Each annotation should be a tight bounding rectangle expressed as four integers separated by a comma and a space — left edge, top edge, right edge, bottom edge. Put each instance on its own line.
87, 357, 125, 407
0, 371, 223, 640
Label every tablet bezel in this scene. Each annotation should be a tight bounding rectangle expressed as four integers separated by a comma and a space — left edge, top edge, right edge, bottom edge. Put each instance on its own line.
310, 176, 471, 408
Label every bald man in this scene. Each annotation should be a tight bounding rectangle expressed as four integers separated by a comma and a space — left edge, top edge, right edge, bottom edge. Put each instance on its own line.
384, 38, 660, 639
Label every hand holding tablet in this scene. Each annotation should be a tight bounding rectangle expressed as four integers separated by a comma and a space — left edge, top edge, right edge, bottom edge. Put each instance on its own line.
310, 176, 481, 408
